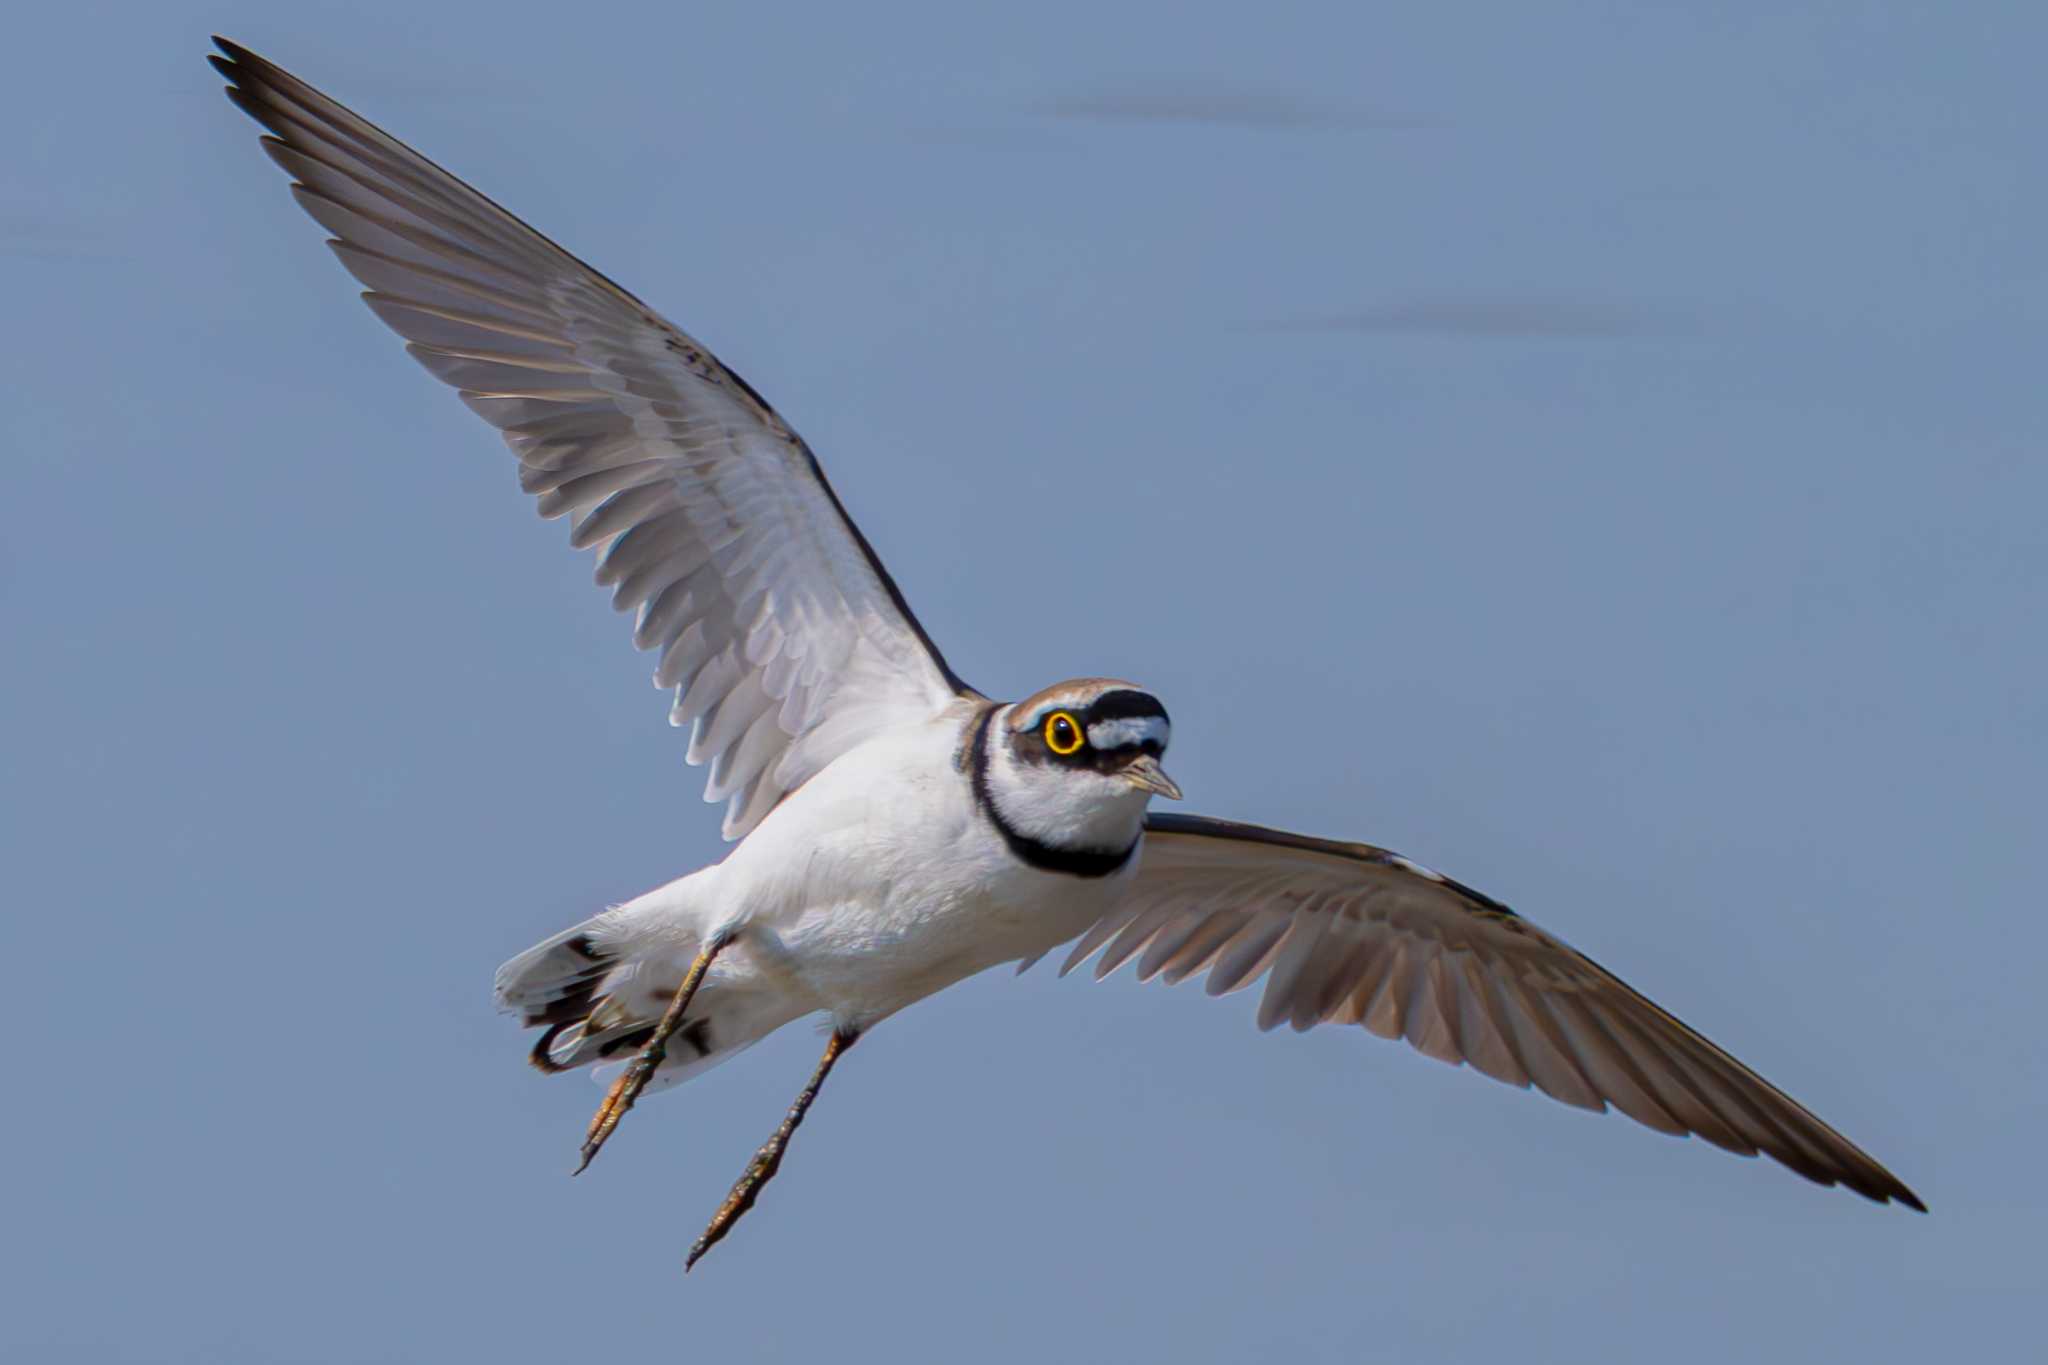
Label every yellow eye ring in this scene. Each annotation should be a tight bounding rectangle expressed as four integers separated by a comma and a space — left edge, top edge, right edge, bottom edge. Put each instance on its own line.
1043, 711, 1085, 756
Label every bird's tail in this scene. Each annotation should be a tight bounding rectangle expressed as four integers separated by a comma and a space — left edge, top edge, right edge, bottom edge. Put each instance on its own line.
493, 913, 774, 1087
493, 917, 642, 1072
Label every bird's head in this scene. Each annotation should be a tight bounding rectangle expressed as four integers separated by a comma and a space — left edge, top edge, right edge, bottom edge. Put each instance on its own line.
976, 679, 1179, 863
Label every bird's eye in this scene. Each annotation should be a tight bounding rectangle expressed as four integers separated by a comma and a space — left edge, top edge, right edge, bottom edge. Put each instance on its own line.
1043, 711, 1085, 755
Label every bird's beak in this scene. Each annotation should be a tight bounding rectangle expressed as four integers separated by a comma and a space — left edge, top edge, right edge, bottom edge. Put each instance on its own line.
1121, 754, 1183, 801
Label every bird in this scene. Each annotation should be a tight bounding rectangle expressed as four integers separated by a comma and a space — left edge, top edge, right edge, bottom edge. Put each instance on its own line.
209, 37, 1923, 1269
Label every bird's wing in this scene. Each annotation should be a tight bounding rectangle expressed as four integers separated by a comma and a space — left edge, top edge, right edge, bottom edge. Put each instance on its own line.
211, 39, 976, 839
1063, 812, 1921, 1209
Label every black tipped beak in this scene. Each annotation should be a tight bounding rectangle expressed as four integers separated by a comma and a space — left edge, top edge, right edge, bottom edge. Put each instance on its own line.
1121, 754, 1182, 801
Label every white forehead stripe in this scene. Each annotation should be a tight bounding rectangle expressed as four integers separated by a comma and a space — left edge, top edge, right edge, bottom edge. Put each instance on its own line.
1087, 715, 1169, 750
1024, 697, 1094, 724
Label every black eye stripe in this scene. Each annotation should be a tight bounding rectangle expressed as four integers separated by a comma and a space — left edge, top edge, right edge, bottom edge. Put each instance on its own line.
1086, 689, 1169, 724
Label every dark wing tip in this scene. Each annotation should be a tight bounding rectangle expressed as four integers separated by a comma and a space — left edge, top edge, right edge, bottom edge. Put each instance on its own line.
209, 37, 256, 88
211, 38, 293, 105
212, 35, 258, 65
1846, 1172, 1927, 1214
1878, 1177, 1929, 1214
1756, 1123, 1925, 1214
209, 39, 264, 111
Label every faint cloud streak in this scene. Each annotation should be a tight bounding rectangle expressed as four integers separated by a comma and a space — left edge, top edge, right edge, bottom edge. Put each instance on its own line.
0, 210, 117, 264
1243, 296, 1692, 339
1035, 84, 1425, 131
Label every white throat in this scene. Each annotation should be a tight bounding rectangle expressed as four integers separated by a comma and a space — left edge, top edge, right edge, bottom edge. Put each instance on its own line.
982, 705, 1152, 854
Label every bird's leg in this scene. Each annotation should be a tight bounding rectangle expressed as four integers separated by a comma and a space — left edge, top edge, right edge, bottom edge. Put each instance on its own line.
686, 1027, 858, 1271
574, 928, 732, 1175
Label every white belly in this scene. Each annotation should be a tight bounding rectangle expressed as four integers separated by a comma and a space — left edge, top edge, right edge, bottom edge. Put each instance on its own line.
697, 715, 1137, 1027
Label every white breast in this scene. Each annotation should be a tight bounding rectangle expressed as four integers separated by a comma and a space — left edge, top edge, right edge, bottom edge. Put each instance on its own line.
696, 709, 1135, 1027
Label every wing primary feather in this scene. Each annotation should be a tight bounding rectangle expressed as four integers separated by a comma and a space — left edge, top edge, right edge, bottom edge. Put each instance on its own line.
1324, 932, 1396, 1026
1451, 953, 1532, 1087
1593, 1007, 1765, 1153
1094, 901, 1192, 980
572, 482, 677, 553
1147, 908, 1245, 985
1540, 994, 1692, 1136
1401, 952, 1465, 1065
653, 618, 714, 689
1485, 965, 1607, 1111
215, 39, 975, 842
1265, 907, 1338, 1033
1059, 906, 1141, 978
361, 293, 572, 355
329, 241, 557, 324
1360, 940, 1414, 1040
1203, 912, 1290, 998
593, 508, 696, 587
1612, 1007, 1845, 1175
532, 461, 667, 520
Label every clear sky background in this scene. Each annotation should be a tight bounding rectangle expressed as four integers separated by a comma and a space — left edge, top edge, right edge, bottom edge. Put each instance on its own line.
4, 3, 2040, 1361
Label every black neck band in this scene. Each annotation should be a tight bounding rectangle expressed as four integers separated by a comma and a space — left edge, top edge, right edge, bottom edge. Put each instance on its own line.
968, 709, 1138, 879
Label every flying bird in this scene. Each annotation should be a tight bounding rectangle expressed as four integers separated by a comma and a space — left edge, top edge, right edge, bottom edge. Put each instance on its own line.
209, 38, 1923, 1269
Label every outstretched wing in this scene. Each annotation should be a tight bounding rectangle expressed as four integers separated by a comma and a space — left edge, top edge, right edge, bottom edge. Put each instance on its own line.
1065, 812, 1921, 1209
212, 39, 976, 838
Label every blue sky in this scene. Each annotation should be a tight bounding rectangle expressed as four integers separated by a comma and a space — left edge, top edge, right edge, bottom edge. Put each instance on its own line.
4, 3, 2041, 1361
